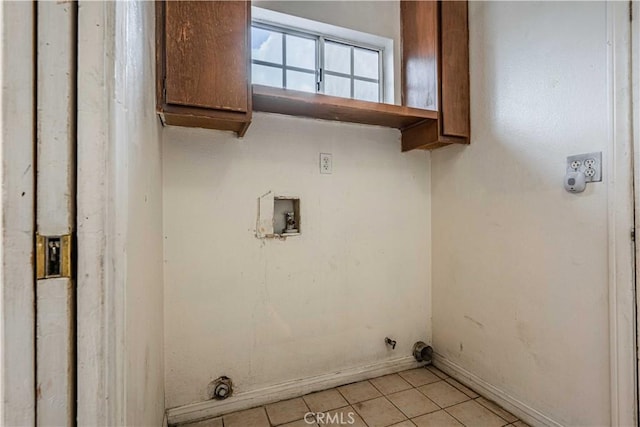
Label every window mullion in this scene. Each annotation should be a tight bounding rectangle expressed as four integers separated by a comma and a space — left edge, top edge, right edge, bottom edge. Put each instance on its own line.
318, 36, 324, 94
350, 46, 355, 99
282, 34, 287, 88
378, 49, 384, 102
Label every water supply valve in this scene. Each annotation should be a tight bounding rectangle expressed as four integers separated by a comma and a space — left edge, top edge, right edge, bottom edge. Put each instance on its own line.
385, 337, 397, 350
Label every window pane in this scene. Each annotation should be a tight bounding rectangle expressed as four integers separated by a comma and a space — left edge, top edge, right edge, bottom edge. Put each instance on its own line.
286, 70, 316, 93
354, 79, 379, 102
285, 34, 316, 70
324, 74, 351, 98
325, 42, 351, 74
354, 48, 378, 79
252, 64, 283, 88
251, 27, 283, 64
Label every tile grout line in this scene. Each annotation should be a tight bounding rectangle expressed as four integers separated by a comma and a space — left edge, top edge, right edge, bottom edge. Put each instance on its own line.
336, 378, 409, 427
475, 397, 519, 424
428, 390, 473, 426
366, 376, 414, 424
335, 380, 382, 407
442, 405, 469, 427
360, 371, 466, 427
385, 384, 442, 422
441, 398, 516, 427
385, 390, 416, 422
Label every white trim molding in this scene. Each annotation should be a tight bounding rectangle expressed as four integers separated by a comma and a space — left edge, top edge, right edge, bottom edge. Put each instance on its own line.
76, 2, 122, 425
167, 357, 422, 426
606, 2, 638, 426
434, 354, 563, 427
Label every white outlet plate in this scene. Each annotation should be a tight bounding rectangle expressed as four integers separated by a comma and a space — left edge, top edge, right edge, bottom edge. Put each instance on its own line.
566, 152, 602, 182
320, 153, 332, 174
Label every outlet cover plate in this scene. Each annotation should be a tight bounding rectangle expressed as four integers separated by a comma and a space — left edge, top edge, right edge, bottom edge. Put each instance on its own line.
320, 153, 332, 174
566, 152, 602, 182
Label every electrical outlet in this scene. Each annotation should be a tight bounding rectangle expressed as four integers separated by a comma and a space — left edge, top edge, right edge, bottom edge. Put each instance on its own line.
566, 152, 602, 183
320, 153, 332, 174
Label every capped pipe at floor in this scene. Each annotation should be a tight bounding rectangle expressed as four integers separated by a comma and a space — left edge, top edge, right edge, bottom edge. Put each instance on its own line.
413, 341, 433, 363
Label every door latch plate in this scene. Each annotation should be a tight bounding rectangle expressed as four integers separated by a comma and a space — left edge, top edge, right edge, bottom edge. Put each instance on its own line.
36, 234, 72, 279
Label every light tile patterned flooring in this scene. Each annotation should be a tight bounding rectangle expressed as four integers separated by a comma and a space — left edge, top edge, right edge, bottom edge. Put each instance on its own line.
181, 366, 529, 427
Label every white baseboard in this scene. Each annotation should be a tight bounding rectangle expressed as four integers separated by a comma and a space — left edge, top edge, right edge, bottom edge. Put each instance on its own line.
166, 356, 422, 425
433, 353, 563, 427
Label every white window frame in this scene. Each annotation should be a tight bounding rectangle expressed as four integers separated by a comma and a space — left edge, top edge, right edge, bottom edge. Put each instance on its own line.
251, 6, 395, 104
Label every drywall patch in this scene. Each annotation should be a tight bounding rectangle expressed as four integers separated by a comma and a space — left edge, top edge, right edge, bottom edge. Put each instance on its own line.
256, 191, 275, 238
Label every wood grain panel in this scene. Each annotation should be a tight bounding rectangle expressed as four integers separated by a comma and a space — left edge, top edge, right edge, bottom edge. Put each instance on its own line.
160, 102, 252, 136
401, 1, 438, 110
161, 112, 250, 136
401, 120, 439, 151
440, 1, 470, 138
156, 1, 164, 113
164, 1, 249, 112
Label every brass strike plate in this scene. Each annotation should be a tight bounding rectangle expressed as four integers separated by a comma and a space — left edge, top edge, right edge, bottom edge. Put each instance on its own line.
36, 233, 72, 279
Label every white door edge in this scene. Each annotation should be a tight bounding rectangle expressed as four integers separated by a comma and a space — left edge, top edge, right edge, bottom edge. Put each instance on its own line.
608, 2, 638, 426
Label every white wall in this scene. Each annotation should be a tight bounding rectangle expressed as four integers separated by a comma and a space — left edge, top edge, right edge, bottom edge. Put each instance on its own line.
252, 0, 401, 104
163, 115, 431, 408
431, 2, 611, 425
114, 2, 165, 425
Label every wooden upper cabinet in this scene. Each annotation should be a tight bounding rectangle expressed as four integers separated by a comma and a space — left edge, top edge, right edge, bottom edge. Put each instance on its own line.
156, 0, 469, 151
157, 1, 252, 136
401, 0, 470, 151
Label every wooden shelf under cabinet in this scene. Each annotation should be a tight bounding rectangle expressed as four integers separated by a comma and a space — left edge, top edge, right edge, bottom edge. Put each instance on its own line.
252, 85, 446, 150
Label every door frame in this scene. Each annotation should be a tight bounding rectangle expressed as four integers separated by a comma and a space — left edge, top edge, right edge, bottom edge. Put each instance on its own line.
610, 1, 638, 426
76, 1, 125, 425
633, 0, 640, 423
74, 1, 640, 426
12, 1, 634, 426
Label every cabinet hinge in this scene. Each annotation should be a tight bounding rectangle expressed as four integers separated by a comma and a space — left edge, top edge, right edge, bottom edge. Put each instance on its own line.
36, 233, 72, 279
631, 228, 636, 242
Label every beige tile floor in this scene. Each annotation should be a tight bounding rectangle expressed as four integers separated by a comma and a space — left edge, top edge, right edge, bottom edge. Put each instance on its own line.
180, 366, 529, 427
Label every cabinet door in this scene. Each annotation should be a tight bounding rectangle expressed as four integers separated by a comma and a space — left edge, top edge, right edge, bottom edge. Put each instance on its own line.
401, 1, 438, 111
440, 1, 470, 138
401, 0, 469, 147
164, 1, 249, 113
